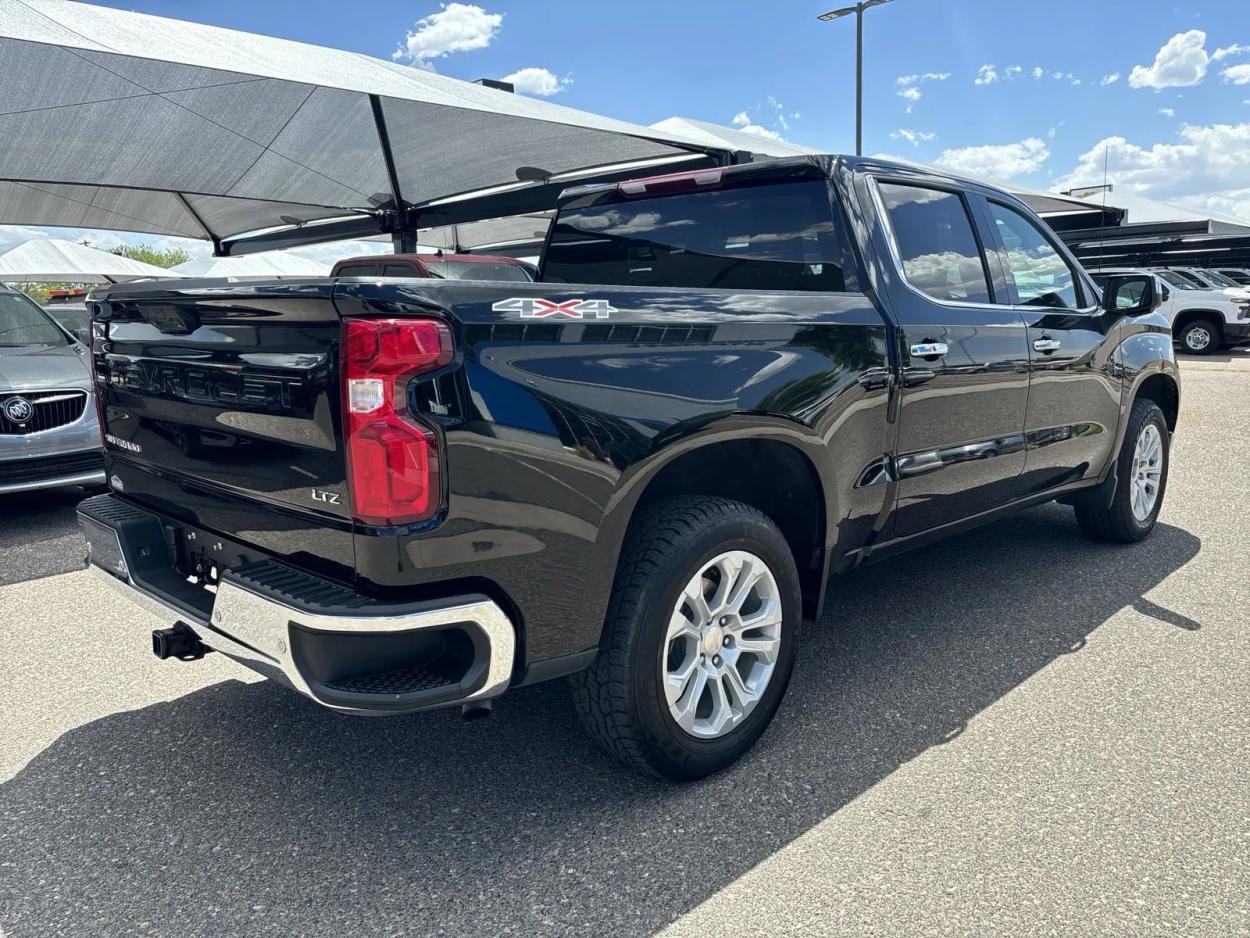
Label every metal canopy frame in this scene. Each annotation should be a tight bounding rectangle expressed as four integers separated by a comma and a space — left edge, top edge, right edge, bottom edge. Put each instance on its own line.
0, 0, 725, 255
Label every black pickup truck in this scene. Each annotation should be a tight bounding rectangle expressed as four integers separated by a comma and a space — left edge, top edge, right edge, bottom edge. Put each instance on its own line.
79, 156, 1179, 780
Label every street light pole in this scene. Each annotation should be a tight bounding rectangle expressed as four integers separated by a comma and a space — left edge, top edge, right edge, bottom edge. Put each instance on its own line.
817, 0, 896, 157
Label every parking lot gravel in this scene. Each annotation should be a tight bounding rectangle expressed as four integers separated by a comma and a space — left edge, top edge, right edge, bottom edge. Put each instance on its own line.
0, 353, 1247, 937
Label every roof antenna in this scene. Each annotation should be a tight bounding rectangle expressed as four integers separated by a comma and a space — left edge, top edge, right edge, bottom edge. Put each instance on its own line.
1098, 144, 1110, 270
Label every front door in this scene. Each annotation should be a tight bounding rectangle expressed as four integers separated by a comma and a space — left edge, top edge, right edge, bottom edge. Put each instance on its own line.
979, 199, 1122, 494
871, 178, 1031, 538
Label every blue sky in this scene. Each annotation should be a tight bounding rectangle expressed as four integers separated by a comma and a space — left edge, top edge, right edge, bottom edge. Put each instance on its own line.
6, 0, 1250, 258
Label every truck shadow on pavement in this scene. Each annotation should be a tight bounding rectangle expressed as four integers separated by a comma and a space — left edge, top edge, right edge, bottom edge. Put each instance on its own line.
0, 504, 1200, 937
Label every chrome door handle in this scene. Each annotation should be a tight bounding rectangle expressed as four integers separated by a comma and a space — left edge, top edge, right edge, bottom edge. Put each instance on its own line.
1033, 337, 1062, 353
910, 342, 948, 358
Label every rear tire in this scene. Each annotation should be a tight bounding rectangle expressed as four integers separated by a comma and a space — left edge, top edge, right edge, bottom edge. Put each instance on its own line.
570, 496, 801, 781
1177, 318, 1221, 355
1074, 398, 1169, 543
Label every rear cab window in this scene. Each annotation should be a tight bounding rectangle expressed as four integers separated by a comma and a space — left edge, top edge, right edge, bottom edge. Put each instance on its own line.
542, 176, 849, 292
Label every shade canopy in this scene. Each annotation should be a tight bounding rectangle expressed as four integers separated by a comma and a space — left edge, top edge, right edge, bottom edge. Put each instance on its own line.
648, 117, 822, 158
0, 0, 715, 251
0, 237, 184, 282
170, 252, 332, 278
1062, 188, 1250, 234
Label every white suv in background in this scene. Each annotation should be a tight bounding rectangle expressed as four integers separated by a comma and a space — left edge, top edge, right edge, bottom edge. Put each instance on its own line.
1165, 267, 1250, 302
1088, 267, 1250, 355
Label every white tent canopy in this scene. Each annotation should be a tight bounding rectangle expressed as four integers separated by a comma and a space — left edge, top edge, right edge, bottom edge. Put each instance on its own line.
648, 117, 822, 159
0, 1, 716, 248
1062, 188, 1250, 233
0, 237, 184, 282
171, 252, 331, 278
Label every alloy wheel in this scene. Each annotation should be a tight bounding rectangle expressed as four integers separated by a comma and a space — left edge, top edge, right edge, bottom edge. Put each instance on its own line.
1130, 423, 1164, 522
661, 550, 783, 740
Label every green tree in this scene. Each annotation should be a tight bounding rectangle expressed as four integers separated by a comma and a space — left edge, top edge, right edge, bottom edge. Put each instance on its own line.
109, 242, 189, 269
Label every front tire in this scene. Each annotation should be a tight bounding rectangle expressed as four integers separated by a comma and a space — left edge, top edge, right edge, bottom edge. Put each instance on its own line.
570, 496, 801, 781
1074, 398, 1169, 543
1177, 318, 1221, 355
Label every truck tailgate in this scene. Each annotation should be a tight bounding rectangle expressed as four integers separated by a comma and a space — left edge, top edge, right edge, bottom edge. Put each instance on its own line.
92, 281, 355, 580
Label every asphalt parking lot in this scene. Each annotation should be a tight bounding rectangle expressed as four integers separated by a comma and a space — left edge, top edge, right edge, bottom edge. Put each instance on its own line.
1, 353, 1247, 938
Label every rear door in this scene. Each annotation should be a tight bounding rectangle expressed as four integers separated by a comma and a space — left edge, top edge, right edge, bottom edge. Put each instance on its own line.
868, 176, 1031, 537
978, 198, 1122, 494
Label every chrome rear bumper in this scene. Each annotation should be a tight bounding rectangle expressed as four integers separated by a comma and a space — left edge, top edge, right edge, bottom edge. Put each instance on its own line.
79, 494, 515, 715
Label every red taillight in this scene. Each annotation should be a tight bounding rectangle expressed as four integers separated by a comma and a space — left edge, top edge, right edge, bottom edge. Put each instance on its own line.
342, 317, 453, 526
617, 167, 724, 198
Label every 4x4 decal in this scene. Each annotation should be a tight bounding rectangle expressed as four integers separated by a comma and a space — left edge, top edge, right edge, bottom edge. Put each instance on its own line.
491, 297, 616, 320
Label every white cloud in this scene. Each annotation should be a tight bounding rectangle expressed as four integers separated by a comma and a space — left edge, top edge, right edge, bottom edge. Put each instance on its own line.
1129, 29, 1210, 89
1053, 123, 1250, 202
393, 3, 502, 67
1101, 72, 1121, 85
1005, 65, 1023, 78
890, 129, 936, 147
1159, 107, 1176, 117
1174, 188, 1250, 223
974, 65, 999, 85
894, 72, 948, 104
738, 124, 782, 141
899, 86, 922, 102
935, 137, 1049, 179
1032, 66, 1044, 79
1213, 43, 1250, 61
500, 67, 570, 96
1224, 64, 1250, 85
730, 98, 793, 138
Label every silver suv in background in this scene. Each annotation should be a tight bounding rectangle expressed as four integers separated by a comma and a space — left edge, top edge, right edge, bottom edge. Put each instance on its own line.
0, 284, 104, 493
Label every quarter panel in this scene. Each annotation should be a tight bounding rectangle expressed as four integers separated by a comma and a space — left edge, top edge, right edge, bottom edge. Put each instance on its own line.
345, 281, 893, 663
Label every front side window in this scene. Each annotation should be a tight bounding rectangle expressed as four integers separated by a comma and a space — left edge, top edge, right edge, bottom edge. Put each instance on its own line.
543, 180, 846, 292
988, 202, 1080, 309
877, 182, 992, 304
0, 293, 69, 347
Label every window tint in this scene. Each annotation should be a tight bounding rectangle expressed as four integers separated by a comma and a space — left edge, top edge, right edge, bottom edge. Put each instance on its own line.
543, 180, 846, 292
987, 202, 1080, 309
877, 183, 991, 304
383, 264, 418, 277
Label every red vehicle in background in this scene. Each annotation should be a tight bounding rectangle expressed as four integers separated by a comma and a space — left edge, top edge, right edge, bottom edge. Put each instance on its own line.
331, 253, 536, 282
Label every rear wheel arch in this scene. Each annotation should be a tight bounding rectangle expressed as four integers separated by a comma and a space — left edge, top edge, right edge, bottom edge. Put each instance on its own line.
626, 437, 828, 620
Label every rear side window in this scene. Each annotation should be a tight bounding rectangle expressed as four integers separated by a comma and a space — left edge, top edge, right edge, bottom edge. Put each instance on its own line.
877, 182, 992, 304
543, 180, 847, 292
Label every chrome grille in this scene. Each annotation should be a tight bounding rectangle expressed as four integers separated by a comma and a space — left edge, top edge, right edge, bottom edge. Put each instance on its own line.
0, 389, 88, 435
